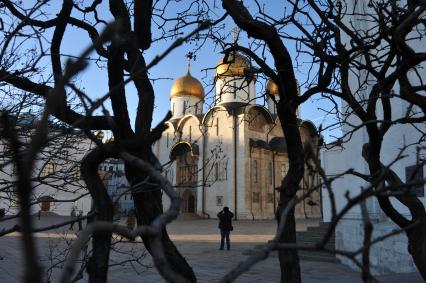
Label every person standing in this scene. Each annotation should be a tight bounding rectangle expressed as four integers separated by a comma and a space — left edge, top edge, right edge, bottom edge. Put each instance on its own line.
69, 208, 76, 230
78, 210, 83, 231
217, 206, 234, 250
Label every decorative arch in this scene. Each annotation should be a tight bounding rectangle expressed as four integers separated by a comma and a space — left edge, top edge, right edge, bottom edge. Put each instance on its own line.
300, 120, 318, 137
176, 114, 201, 132
244, 104, 274, 124
164, 121, 176, 133
244, 105, 274, 132
201, 105, 228, 126
169, 141, 199, 161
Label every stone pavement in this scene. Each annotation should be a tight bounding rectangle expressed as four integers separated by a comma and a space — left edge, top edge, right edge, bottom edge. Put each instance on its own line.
0, 216, 423, 282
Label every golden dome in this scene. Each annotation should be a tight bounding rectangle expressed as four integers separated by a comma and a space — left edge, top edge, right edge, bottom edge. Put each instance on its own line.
95, 130, 105, 140
266, 80, 279, 96
266, 80, 301, 97
215, 53, 251, 77
170, 70, 204, 100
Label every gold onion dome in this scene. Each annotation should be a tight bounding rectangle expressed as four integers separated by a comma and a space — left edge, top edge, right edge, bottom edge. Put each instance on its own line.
266, 80, 301, 96
170, 68, 205, 100
215, 52, 251, 77
266, 80, 279, 96
95, 130, 105, 140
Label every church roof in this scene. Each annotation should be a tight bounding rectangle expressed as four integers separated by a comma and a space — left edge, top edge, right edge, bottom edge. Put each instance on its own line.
170, 141, 199, 160
170, 69, 204, 100
215, 52, 251, 77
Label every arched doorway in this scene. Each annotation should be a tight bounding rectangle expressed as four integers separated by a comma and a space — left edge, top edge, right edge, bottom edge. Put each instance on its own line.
39, 196, 54, 212
170, 142, 199, 215
182, 189, 196, 213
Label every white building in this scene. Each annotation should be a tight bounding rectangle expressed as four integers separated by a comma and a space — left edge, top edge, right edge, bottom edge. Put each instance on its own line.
100, 158, 134, 214
321, 0, 426, 275
155, 53, 322, 220
0, 116, 95, 216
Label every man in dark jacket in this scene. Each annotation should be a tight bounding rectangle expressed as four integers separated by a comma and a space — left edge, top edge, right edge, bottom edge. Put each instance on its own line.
217, 206, 234, 250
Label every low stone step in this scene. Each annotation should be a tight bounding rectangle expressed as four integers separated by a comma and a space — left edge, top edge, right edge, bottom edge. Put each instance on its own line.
242, 246, 338, 263
295, 238, 335, 245
296, 242, 335, 251
299, 251, 338, 263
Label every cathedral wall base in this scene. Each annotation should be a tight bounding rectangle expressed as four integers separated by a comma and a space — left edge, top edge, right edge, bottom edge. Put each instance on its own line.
336, 218, 417, 275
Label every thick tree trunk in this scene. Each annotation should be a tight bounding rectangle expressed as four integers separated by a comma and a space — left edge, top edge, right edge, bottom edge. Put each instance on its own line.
276, 106, 304, 283
126, 160, 197, 282
407, 221, 426, 280
82, 148, 114, 283
277, 203, 301, 283
363, 143, 426, 280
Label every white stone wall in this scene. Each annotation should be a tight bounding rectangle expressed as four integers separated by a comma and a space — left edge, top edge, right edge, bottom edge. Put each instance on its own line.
0, 135, 94, 216
203, 109, 235, 218
215, 77, 256, 105
170, 95, 203, 119
320, 0, 426, 275
336, 219, 417, 275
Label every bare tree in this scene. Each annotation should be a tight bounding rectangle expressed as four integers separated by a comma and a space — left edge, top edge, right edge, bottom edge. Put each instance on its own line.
212, 0, 426, 282
1, 1, 426, 283
0, 0, 225, 282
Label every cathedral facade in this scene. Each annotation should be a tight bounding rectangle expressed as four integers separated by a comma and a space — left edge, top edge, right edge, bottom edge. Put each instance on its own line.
154, 53, 322, 220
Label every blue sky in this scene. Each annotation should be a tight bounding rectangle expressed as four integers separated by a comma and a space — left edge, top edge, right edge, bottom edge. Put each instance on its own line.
20, 1, 341, 141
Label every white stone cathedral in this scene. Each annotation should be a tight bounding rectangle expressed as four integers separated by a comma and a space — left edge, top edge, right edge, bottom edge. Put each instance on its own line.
154, 53, 322, 220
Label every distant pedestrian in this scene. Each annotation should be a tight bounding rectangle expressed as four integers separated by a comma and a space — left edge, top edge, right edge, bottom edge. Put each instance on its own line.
69, 208, 76, 230
78, 210, 83, 231
38, 210, 41, 220
217, 206, 234, 250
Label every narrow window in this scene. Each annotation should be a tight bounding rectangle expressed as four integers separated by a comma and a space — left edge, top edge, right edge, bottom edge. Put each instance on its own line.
42, 163, 55, 177
216, 118, 219, 136
183, 101, 186, 115
253, 160, 258, 183
61, 149, 69, 160
281, 164, 286, 178
189, 126, 192, 142
166, 132, 169, 148
72, 167, 81, 180
233, 81, 237, 99
268, 161, 273, 184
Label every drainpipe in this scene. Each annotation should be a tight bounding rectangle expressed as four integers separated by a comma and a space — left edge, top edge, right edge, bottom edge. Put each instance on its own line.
249, 146, 255, 221
233, 110, 238, 220
267, 122, 277, 216
201, 128, 210, 219
272, 151, 276, 214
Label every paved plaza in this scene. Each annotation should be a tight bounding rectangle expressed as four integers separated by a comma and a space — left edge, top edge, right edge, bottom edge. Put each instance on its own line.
0, 215, 423, 282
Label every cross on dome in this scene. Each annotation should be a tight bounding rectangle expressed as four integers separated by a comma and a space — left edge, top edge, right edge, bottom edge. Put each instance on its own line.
231, 27, 240, 44
185, 52, 195, 74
